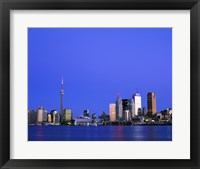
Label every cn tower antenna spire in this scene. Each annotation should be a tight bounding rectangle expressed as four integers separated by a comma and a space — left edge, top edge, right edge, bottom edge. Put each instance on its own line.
61, 75, 64, 88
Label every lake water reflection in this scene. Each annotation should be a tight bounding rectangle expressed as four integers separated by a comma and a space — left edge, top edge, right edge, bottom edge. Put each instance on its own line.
28, 125, 172, 141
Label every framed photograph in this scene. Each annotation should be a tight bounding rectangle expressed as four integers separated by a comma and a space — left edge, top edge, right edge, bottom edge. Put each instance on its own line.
0, 0, 199, 168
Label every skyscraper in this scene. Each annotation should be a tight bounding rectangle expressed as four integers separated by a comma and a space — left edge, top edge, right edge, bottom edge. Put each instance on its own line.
47, 114, 52, 123
28, 110, 37, 124
122, 99, 130, 120
116, 95, 123, 121
60, 76, 64, 117
124, 110, 131, 122
43, 109, 48, 122
122, 99, 129, 111
50, 110, 57, 123
109, 103, 116, 121
129, 98, 135, 118
133, 93, 142, 116
147, 92, 157, 116
37, 106, 47, 123
63, 109, 72, 121
37, 106, 44, 123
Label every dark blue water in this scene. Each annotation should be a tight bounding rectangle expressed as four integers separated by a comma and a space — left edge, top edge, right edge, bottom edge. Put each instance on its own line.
28, 125, 172, 141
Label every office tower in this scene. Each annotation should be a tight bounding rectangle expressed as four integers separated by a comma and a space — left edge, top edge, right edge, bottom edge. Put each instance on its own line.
37, 106, 48, 123
83, 110, 90, 117
63, 109, 72, 121
43, 109, 48, 122
133, 93, 142, 116
116, 95, 123, 121
28, 110, 37, 124
124, 110, 131, 122
50, 110, 57, 123
60, 76, 64, 116
122, 99, 129, 120
147, 92, 157, 116
47, 114, 52, 123
129, 98, 135, 118
37, 106, 44, 123
109, 103, 116, 121
122, 99, 129, 111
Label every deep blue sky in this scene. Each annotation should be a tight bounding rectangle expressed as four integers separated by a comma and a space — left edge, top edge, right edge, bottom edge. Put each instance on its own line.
28, 28, 172, 117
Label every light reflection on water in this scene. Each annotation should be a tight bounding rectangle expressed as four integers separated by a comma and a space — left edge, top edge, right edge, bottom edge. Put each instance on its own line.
29, 125, 172, 141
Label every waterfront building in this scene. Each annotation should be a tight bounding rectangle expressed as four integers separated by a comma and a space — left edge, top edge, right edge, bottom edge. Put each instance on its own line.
147, 92, 157, 116
28, 110, 37, 124
122, 99, 129, 111
160, 108, 172, 120
160, 109, 168, 115
109, 103, 116, 121
92, 113, 96, 119
63, 109, 72, 121
105, 115, 110, 122
116, 95, 123, 121
37, 106, 47, 123
100, 111, 106, 122
129, 98, 135, 118
168, 108, 172, 115
50, 110, 57, 123
157, 113, 164, 121
37, 106, 43, 123
60, 76, 64, 117
74, 118, 93, 126
55, 113, 60, 123
122, 99, 130, 120
43, 109, 48, 122
83, 109, 90, 117
124, 110, 131, 122
47, 114, 52, 123
133, 93, 142, 116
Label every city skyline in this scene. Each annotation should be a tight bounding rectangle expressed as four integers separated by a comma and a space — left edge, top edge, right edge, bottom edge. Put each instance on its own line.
29, 78, 170, 118
28, 28, 172, 117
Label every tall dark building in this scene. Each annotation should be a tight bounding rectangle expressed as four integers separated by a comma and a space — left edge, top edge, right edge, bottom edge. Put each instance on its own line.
121, 99, 130, 120
60, 76, 64, 116
122, 99, 129, 111
147, 92, 157, 116
28, 110, 37, 124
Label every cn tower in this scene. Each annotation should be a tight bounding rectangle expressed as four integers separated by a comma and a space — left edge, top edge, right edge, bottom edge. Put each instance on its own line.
60, 76, 64, 116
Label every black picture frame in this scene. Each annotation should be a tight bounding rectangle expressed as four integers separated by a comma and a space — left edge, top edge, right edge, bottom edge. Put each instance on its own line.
0, 0, 199, 168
